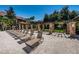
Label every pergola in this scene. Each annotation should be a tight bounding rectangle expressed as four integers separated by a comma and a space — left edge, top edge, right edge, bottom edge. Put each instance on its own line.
34, 16, 79, 36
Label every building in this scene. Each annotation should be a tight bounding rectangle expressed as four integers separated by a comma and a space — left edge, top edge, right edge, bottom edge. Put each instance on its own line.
13, 16, 30, 30
0, 11, 30, 30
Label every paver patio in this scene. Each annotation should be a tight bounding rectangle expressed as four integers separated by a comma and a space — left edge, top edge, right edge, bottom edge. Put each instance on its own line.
0, 31, 79, 54
0, 31, 26, 54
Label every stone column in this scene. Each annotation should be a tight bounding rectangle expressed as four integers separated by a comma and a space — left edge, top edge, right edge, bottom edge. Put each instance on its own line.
67, 22, 76, 37
38, 24, 41, 31
42, 24, 44, 30
22, 24, 24, 30
25, 25, 27, 30
31, 24, 33, 30
46, 24, 48, 29
36, 25, 38, 30
49, 23, 53, 34
52, 23, 54, 32
19, 23, 21, 30
67, 23, 70, 34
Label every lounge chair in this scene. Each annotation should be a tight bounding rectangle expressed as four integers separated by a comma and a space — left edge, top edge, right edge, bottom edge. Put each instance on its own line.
13, 30, 27, 36
25, 30, 43, 48
8, 29, 28, 38
18, 30, 35, 42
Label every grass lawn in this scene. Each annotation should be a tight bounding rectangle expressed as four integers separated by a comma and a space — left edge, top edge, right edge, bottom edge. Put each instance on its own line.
43, 29, 65, 33
54, 29, 65, 33
43, 29, 49, 32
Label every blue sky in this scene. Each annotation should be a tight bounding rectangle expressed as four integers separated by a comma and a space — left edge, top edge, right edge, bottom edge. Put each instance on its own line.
0, 5, 79, 21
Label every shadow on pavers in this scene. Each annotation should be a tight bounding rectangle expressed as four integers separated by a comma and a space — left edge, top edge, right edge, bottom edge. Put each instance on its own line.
17, 41, 24, 44
22, 42, 40, 54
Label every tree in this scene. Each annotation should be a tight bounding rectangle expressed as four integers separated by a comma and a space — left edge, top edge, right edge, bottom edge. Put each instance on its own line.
0, 16, 3, 22
49, 10, 59, 22
29, 16, 35, 20
25, 16, 35, 22
1, 16, 14, 30
5, 7, 15, 19
60, 6, 70, 21
69, 10, 78, 19
5, 7, 16, 29
43, 5, 79, 22
43, 14, 49, 22
0, 16, 3, 30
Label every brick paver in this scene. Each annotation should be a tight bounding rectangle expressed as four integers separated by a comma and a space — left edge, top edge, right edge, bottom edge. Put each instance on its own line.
0, 31, 79, 54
